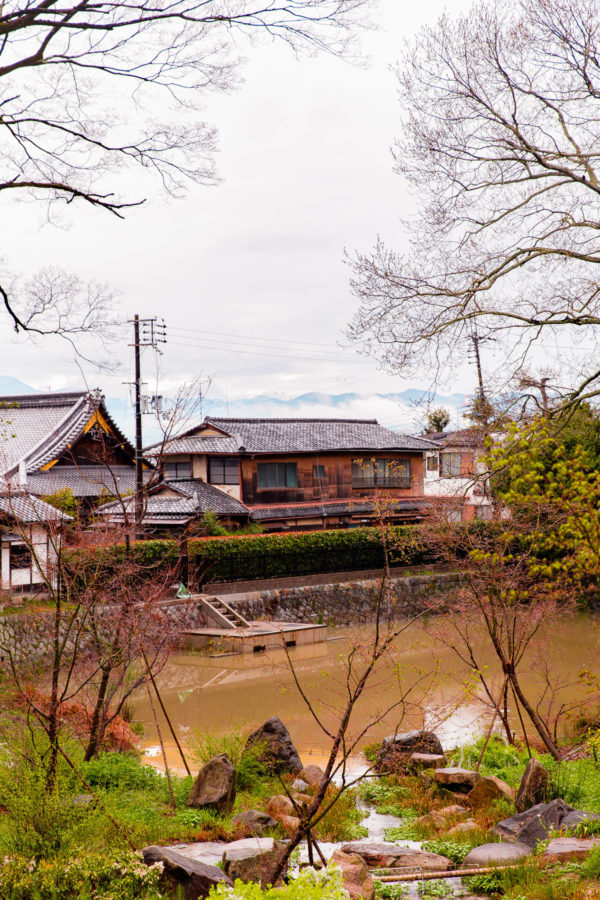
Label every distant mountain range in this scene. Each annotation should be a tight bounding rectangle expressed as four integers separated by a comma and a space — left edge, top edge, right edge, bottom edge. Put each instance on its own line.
0, 379, 468, 442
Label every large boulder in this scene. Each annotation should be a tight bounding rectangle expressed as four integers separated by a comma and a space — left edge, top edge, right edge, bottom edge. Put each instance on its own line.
265, 794, 295, 819
375, 731, 444, 774
340, 842, 452, 871
223, 839, 289, 888
434, 767, 480, 794
142, 845, 232, 899
468, 775, 515, 809
540, 837, 600, 864
408, 752, 446, 770
168, 837, 277, 868
463, 842, 530, 867
243, 717, 303, 775
491, 799, 574, 847
330, 849, 375, 900
300, 764, 325, 788
515, 758, 549, 813
231, 810, 277, 835
187, 754, 236, 814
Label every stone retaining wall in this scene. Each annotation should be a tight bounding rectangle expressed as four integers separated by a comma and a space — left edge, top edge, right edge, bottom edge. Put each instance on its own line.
218, 571, 462, 625
0, 572, 460, 665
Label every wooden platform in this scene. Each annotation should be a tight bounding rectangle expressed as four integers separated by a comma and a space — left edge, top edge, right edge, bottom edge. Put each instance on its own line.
182, 621, 327, 654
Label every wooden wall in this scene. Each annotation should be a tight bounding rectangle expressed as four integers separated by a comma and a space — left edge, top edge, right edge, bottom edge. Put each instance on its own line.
240, 452, 425, 505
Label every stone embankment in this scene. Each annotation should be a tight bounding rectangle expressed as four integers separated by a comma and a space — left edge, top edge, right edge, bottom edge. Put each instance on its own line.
0, 570, 460, 665
217, 570, 462, 626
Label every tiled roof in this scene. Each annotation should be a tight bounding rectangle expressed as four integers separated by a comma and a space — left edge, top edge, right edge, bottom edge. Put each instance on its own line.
27, 466, 151, 498
156, 417, 437, 456
0, 390, 136, 476
0, 492, 70, 524
249, 499, 423, 522
424, 429, 486, 449
96, 479, 249, 524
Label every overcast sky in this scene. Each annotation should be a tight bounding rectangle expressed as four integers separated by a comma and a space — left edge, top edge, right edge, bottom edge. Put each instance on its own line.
3, 0, 476, 426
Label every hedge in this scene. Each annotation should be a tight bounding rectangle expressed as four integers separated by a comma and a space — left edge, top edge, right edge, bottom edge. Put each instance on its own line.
66, 525, 436, 586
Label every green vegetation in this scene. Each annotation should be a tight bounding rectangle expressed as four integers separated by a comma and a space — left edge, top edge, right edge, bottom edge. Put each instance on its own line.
66, 524, 443, 586
42, 486, 79, 517
417, 880, 453, 898
209, 867, 350, 899
421, 839, 471, 865
449, 736, 531, 787
374, 883, 409, 899
0, 852, 162, 900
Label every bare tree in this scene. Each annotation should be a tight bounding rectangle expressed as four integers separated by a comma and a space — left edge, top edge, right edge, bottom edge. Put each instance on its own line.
349, 0, 600, 405
1, 0, 368, 339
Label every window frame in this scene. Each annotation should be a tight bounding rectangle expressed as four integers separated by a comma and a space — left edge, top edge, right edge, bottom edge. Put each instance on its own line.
440, 452, 462, 477
164, 459, 192, 480
10, 543, 32, 570
351, 457, 411, 489
257, 461, 298, 490
208, 456, 240, 485
313, 464, 326, 480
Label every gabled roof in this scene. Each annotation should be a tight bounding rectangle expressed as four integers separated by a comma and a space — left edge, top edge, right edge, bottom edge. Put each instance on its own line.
96, 478, 249, 526
0, 390, 136, 477
424, 429, 486, 449
154, 417, 437, 456
0, 492, 70, 525
27, 465, 150, 499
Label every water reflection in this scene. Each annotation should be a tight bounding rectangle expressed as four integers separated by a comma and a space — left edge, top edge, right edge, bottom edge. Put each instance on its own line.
134, 614, 599, 770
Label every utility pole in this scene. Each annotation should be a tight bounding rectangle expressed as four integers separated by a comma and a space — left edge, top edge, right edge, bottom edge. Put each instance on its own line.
129, 316, 167, 532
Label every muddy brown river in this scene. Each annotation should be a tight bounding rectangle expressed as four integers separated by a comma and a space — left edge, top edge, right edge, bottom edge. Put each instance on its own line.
133, 612, 600, 772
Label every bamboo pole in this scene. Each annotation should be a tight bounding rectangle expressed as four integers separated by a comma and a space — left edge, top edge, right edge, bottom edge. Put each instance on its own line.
142, 648, 191, 776
374, 863, 521, 883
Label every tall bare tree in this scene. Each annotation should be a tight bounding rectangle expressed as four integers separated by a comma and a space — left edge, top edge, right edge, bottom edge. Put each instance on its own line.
349, 0, 600, 405
1, 0, 368, 339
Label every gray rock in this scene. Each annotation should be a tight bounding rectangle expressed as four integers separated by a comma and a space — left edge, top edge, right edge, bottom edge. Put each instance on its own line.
231, 810, 277, 834
142, 845, 232, 899
291, 778, 309, 793
541, 837, 600, 863
168, 837, 277, 868
375, 731, 444, 774
562, 810, 600, 831
492, 799, 574, 847
243, 717, 303, 775
463, 842, 531, 866
340, 842, 452, 870
515, 758, 549, 813
224, 839, 289, 888
434, 767, 480, 794
408, 752, 446, 769
187, 754, 236, 815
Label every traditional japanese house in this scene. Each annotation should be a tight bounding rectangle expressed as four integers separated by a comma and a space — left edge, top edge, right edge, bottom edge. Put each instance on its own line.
151, 416, 437, 531
0, 390, 144, 511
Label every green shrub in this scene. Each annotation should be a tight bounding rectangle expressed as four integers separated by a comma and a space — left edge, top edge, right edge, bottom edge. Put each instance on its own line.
209, 866, 349, 899
83, 752, 163, 791
0, 851, 162, 900
417, 880, 453, 898
189, 730, 268, 791
421, 840, 472, 865
374, 883, 409, 899
463, 870, 504, 895
449, 736, 530, 787
66, 524, 442, 587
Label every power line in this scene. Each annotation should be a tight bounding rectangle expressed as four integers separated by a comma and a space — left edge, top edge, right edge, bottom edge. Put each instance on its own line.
168, 325, 346, 351
168, 339, 371, 364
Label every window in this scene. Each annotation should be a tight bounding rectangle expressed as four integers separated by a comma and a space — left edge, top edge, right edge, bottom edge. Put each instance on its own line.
257, 462, 298, 489
426, 453, 439, 472
440, 452, 462, 477
313, 465, 326, 480
351, 458, 411, 488
208, 456, 239, 485
10, 544, 32, 569
164, 460, 192, 480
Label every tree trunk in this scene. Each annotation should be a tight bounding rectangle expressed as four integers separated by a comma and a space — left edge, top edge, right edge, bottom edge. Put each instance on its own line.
84, 666, 111, 761
508, 670, 561, 760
